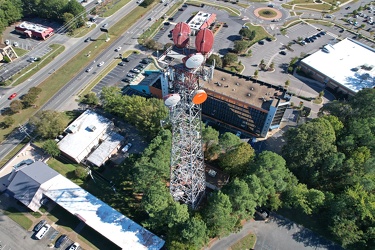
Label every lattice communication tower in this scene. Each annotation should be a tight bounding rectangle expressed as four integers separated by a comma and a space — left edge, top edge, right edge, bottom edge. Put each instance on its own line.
163, 22, 214, 209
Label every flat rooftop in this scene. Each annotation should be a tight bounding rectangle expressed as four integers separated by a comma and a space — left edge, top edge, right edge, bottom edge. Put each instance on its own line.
187, 11, 215, 30
45, 174, 165, 250
58, 110, 113, 162
201, 70, 286, 110
16, 21, 52, 33
301, 38, 375, 93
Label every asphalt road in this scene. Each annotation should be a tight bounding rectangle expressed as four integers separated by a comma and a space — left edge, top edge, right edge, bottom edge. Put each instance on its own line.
208, 214, 343, 250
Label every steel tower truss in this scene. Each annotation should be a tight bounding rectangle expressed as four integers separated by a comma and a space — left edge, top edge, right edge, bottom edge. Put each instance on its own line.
169, 70, 206, 209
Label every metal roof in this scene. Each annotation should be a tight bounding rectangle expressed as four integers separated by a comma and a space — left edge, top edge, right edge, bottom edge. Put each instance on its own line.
86, 132, 124, 167
45, 174, 165, 250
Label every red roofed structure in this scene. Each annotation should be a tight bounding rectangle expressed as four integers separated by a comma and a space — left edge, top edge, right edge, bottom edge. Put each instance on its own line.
15, 22, 54, 40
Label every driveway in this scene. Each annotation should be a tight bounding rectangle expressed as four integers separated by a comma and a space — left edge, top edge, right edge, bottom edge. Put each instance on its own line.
208, 214, 343, 250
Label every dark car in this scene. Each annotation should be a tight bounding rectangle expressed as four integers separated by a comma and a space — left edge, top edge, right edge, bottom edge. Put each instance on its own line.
84, 37, 91, 42
141, 58, 151, 64
178, 8, 184, 11
305, 37, 311, 43
168, 17, 174, 21
55, 235, 68, 248
223, 23, 228, 27
34, 220, 47, 232
258, 40, 265, 45
320, 31, 326, 35
122, 57, 130, 62
136, 64, 146, 69
316, 33, 321, 37
266, 37, 272, 42
311, 35, 317, 40
122, 78, 131, 83
279, 50, 287, 55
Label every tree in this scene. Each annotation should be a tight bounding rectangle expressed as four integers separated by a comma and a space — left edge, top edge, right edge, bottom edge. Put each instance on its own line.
2, 116, 15, 128
204, 191, 236, 237
81, 92, 99, 107
22, 93, 38, 107
222, 53, 237, 66
180, 217, 208, 249
233, 40, 249, 53
75, 166, 87, 180
9, 100, 23, 113
283, 183, 325, 214
239, 28, 252, 39
269, 62, 274, 70
142, 180, 170, 216
222, 178, 257, 219
219, 142, 254, 176
219, 132, 242, 151
206, 54, 223, 68
253, 70, 259, 79
29, 87, 42, 96
284, 80, 290, 88
30, 110, 66, 139
42, 139, 60, 158
282, 117, 337, 185
202, 125, 219, 148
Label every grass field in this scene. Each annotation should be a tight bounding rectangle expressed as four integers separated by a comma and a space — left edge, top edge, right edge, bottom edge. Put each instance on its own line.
187, 1, 241, 16
294, 3, 332, 11
4, 207, 33, 230
102, 0, 132, 17
230, 233, 256, 250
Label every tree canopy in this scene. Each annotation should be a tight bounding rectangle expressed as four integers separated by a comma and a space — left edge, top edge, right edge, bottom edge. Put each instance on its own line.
30, 110, 65, 139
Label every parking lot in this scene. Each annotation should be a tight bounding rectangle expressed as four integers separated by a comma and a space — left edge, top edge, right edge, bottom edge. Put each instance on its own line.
91, 53, 152, 94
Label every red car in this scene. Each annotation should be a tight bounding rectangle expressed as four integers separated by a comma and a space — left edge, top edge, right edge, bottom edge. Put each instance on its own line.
8, 93, 17, 100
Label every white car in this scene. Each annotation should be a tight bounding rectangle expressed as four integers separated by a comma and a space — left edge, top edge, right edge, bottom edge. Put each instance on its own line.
131, 68, 141, 73
115, 46, 122, 52
4, 40, 9, 45
97, 61, 104, 67
13, 42, 19, 47
69, 242, 80, 250
86, 66, 93, 72
122, 143, 132, 153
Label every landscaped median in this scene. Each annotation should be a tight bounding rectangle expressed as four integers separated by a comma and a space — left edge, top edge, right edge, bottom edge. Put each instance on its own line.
230, 233, 256, 250
0, 2, 158, 143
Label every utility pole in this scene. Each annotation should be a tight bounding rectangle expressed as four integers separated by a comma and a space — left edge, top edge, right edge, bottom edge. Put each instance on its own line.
18, 124, 32, 138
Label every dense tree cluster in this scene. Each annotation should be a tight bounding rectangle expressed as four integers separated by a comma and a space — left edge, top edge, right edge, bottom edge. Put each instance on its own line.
30, 110, 66, 139
0, 0, 85, 35
101, 86, 168, 138
282, 88, 375, 249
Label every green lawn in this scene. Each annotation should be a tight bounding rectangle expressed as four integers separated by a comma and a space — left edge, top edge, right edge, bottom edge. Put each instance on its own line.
244, 23, 272, 44
102, 0, 131, 17
187, 1, 241, 16
4, 207, 33, 230
294, 3, 332, 11
69, 24, 97, 38
13, 47, 28, 57
47, 157, 82, 183
230, 233, 256, 250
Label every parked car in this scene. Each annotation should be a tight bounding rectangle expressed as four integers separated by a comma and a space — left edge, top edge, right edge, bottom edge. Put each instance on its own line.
33, 220, 47, 232
280, 50, 287, 55
27, 57, 37, 62
115, 46, 122, 52
8, 93, 17, 100
69, 243, 80, 250
86, 67, 93, 72
122, 77, 131, 82
127, 73, 135, 78
55, 235, 68, 248
118, 61, 126, 66
122, 57, 130, 62
35, 224, 51, 240
122, 143, 132, 153
97, 61, 105, 67
69, 242, 79, 250
84, 37, 91, 42
4, 40, 9, 45
258, 40, 265, 45
131, 68, 141, 73
13, 42, 19, 47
